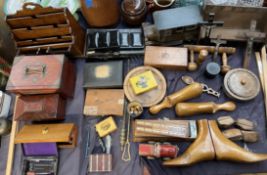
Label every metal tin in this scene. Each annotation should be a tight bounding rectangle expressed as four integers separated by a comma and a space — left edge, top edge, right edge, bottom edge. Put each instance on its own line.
223, 68, 260, 101
0, 91, 11, 118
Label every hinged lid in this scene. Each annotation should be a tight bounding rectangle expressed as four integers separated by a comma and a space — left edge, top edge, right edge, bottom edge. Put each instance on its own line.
15, 123, 77, 148
6, 55, 65, 92
224, 68, 260, 101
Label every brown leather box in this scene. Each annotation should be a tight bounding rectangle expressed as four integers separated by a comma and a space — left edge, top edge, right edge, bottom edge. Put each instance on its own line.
14, 94, 66, 121
6, 55, 76, 98
15, 123, 78, 148
83, 89, 124, 117
144, 46, 188, 70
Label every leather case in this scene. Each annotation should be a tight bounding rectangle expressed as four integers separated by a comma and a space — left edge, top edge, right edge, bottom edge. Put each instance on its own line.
83, 60, 123, 88
83, 89, 124, 117
6, 3, 85, 57
144, 46, 188, 70
0, 91, 11, 118
88, 154, 112, 173
14, 94, 66, 121
6, 55, 76, 98
23, 143, 58, 156
15, 123, 78, 148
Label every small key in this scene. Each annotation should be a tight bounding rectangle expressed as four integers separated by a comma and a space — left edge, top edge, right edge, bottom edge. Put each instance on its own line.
181, 75, 220, 98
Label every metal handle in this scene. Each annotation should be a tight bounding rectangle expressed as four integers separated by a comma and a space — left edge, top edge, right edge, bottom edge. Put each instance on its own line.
121, 141, 131, 161
25, 65, 46, 76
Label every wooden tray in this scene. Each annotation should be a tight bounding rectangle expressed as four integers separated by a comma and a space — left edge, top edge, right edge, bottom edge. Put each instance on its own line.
124, 66, 167, 107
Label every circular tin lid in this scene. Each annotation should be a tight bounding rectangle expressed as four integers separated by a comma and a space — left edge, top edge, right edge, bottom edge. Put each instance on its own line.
224, 68, 260, 101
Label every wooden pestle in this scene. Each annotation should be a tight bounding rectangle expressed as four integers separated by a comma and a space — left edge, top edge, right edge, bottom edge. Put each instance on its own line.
149, 83, 203, 114
175, 101, 236, 117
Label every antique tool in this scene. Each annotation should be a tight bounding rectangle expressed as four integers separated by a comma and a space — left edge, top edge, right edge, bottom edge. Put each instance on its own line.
181, 75, 220, 98
236, 118, 255, 131
127, 101, 143, 119
199, 12, 224, 41
221, 52, 231, 74
188, 50, 198, 71
223, 128, 243, 141
217, 116, 235, 128
184, 45, 236, 54
175, 101, 236, 117
196, 49, 209, 65
243, 20, 266, 69
223, 68, 260, 101
95, 117, 117, 138
163, 120, 267, 167
124, 66, 167, 107
149, 83, 203, 114
223, 128, 259, 143
242, 130, 259, 143
121, 103, 133, 161
133, 120, 197, 142
139, 143, 179, 159
120, 101, 128, 151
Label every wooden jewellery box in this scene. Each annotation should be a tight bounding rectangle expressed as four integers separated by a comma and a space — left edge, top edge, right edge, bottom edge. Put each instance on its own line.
15, 123, 78, 148
14, 94, 66, 121
0, 91, 12, 118
6, 55, 76, 98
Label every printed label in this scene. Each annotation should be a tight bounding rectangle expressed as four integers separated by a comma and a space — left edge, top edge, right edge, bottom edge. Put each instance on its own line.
84, 106, 98, 115
85, 0, 93, 7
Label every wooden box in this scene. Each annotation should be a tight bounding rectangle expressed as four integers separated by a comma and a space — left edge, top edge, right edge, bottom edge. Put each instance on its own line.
83, 89, 124, 117
14, 94, 66, 121
6, 55, 76, 98
6, 3, 85, 57
144, 46, 188, 70
15, 123, 78, 148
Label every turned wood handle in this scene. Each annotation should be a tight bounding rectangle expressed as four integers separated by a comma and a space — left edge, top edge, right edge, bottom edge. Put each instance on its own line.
184, 45, 236, 54
175, 101, 236, 117
197, 49, 208, 64
149, 83, 203, 114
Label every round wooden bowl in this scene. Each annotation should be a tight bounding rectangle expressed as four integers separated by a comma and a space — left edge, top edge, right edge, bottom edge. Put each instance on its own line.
124, 66, 167, 107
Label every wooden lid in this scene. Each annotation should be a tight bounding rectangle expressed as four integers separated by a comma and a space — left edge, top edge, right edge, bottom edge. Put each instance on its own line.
124, 66, 167, 107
